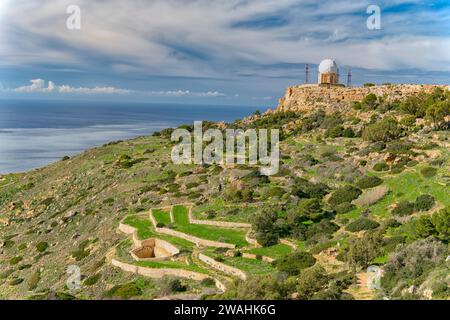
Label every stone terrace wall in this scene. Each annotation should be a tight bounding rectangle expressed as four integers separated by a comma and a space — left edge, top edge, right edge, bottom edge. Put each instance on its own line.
111, 259, 216, 283
148, 210, 236, 249
276, 84, 446, 114
188, 206, 251, 229
198, 253, 247, 280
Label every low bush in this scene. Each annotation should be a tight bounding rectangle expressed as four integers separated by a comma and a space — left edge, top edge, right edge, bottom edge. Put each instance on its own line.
9, 278, 24, 286
84, 274, 101, 286
414, 194, 435, 212
356, 176, 383, 189
328, 185, 362, 206
421, 167, 437, 178
335, 202, 356, 214
105, 282, 142, 299
274, 251, 316, 276
9, 256, 23, 265
373, 162, 389, 172
346, 218, 380, 232
36, 242, 49, 253
392, 201, 415, 216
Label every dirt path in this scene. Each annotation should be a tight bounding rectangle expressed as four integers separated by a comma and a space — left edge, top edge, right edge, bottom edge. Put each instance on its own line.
345, 272, 376, 300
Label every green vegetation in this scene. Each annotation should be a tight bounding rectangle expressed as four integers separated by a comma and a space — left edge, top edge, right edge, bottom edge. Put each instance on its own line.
274, 251, 316, 276
152, 209, 171, 226
346, 218, 380, 232
171, 205, 248, 247
0, 86, 448, 300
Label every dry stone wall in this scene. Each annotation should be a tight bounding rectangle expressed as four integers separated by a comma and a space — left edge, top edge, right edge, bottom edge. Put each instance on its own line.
198, 253, 247, 280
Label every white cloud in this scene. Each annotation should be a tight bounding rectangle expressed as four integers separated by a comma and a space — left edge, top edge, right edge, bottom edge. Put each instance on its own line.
58, 85, 130, 94
14, 79, 130, 94
15, 79, 56, 93
147, 90, 225, 97
12, 79, 225, 97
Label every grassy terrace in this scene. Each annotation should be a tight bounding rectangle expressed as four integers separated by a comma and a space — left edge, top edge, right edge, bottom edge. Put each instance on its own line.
245, 243, 293, 259
224, 256, 275, 275
172, 205, 248, 248
203, 249, 275, 276
122, 215, 193, 249
115, 239, 207, 274
192, 199, 260, 223
152, 209, 171, 225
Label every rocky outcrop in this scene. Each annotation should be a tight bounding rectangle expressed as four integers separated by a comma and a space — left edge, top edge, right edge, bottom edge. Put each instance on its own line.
276, 84, 446, 114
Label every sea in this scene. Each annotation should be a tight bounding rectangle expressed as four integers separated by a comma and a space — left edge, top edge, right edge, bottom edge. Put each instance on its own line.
0, 99, 259, 174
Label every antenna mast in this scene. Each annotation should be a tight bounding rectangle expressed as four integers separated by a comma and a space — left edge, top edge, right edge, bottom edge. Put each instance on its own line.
305, 64, 309, 84
347, 67, 352, 87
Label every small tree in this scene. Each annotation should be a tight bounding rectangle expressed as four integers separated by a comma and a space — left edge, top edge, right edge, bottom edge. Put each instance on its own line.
426, 101, 450, 130
362, 117, 401, 142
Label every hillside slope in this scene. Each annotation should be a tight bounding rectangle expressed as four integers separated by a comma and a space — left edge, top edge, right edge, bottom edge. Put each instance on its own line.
0, 85, 449, 300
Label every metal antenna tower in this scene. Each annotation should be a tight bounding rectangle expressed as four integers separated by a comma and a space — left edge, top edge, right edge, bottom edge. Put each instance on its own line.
347, 67, 352, 87
305, 64, 309, 84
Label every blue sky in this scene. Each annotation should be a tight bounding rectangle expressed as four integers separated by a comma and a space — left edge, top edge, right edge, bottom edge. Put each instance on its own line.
0, 0, 449, 106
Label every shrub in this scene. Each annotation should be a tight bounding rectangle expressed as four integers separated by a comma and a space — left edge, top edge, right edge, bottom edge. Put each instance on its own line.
306, 220, 339, 242
156, 222, 165, 228
381, 238, 447, 297
335, 202, 356, 214
328, 185, 362, 206
348, 231, 383, 268
346, 218, 380, 232
362, 117, 401, 142
293, 178, 329, 199
105, 282, 142, 299
36, 242, 49, 253
9, 256, 23, 265
296, 266, 329, 299
432, 206, 449, 242
414, 194, 435, 212
392, 201, 415, 216
356, 176, 383, 189
373, 162, 389, 172
421, 167, 437, 178
274, 251, 316, 276
84, 274, 101, 286
325, 126, 344, 138
166, 279, 187, 293
9, 278, 24, 286
71, 249, 90, 261
362, 93, 378, 109
298, 198, 323, 218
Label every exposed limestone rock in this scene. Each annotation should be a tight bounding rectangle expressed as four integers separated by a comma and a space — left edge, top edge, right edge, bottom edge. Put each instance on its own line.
276, 84, 446, 114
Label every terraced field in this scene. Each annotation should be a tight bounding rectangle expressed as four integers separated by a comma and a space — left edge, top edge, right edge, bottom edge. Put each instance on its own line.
113, 204, 278, 289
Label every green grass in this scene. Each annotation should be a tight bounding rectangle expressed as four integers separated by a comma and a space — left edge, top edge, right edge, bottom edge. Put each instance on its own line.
342, 164, 449, 220
115, 239, 207, 274
245, 243, 292, 259
172, 205, 248, 247
122, 215, 192, 249
136, 259, 208, 274
192, 199, 259, 223
221, 256, 275, 275
152, 209, 171, 225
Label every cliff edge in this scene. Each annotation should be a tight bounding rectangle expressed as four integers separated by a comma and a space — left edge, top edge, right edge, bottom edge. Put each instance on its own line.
276, 84, 447, 114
